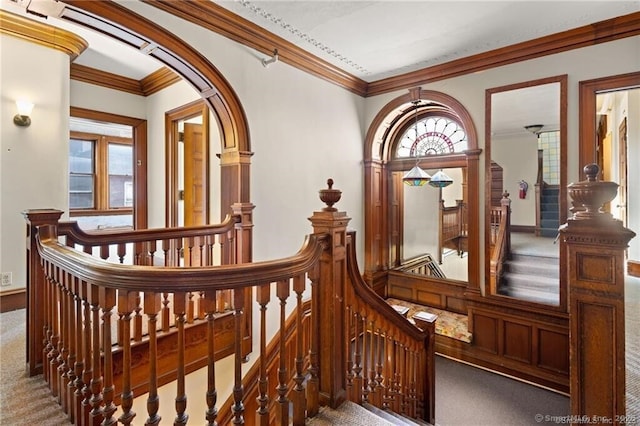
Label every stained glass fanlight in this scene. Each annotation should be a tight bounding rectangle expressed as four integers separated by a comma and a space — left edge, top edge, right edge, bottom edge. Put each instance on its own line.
402, 100, 431, 186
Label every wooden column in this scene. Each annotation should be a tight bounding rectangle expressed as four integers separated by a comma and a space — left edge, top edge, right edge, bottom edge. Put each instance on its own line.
308, 179, 350, 409
22, 209, 64, 376
560, 164, 635, 424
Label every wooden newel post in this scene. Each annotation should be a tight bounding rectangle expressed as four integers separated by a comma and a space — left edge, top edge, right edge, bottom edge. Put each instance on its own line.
22, 209, 64, 376
559, 164, 635, 424
308, 179, 350, 409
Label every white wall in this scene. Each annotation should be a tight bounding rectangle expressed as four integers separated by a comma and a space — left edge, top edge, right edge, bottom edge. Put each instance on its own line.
1, 35, 70, 290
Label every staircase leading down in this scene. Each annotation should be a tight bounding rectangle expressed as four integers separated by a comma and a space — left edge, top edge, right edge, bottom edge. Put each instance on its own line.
539, 185, 560, 238
307, 401, 432, 425
498, 251, 559, 305
498, 232, 560, 305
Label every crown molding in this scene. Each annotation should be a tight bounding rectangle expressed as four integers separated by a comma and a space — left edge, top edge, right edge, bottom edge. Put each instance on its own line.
143, 0, 369, 97
0, 9, 87, 60
70, 63, 180, 96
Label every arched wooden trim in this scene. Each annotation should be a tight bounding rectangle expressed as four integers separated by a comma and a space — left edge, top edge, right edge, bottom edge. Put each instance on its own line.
363, 88, 479, 291
59, 0, 251, 210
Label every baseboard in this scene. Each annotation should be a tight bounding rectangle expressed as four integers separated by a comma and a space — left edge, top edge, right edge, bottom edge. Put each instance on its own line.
0, 288, 26, 313
629, 260, 640, 278
511, 225, 535, 233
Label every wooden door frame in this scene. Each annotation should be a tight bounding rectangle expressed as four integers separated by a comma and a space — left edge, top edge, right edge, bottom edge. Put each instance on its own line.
70, 106, 148, 229
165, 100, 210, 228
578, 71, 640, 178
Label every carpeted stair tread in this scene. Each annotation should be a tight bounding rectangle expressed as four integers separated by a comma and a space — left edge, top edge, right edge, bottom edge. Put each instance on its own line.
500, 252, 560, 305
362, 402, 430, 425
505, 258, 559, 278
307, 400, 397, 425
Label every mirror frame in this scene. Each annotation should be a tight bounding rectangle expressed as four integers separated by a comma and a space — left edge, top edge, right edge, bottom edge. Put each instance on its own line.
484, 74, 568, 309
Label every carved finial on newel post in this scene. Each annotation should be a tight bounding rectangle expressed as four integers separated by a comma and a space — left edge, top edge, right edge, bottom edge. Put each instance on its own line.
319, 178, 342, 212
566, 163, 619, 220
560, 163, 635, 420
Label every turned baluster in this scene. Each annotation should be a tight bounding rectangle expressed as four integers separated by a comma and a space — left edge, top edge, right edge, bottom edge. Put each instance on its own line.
48, 268, 61, 399
133, 293, 143, 342
275, 279, 290, 425
173, 292, 189, 426
400, 344, 408, 416
117, 243, 126, 264
352, 313, 363, 403
345, 305, 354, 400
306, 263, 320, 417
118, 290, 137, 425
292, 274, 307, 426
64, 274, 78, 418
198, 291, 206, 319
373, 325, 384, 408
80, 281, 93, 426
42, 259, 51, 384
161, 293, 170, 332
144, 292, 162, 426
72, 279, 85, 425
382, 332, 393, 411
361, 314, 370, 403
231, 290, 245, 425
57, 271, 70, 408
88, 284, 104, 425
256, 283, 270, 426
187, 292, 195, 324
202, 290, 218, 426
99, 245, 109, 261
100, 287, 117, 426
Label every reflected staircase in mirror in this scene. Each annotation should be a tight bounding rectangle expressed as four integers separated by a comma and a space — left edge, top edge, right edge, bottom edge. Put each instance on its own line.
498, 233, 559, 305
539, 185, 560, 238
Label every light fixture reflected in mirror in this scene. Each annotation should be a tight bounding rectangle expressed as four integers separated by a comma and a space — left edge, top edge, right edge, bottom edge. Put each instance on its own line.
402, 100, 431, 186
524, 124, 543, 135
428, 169, 453, 188
13, 100, 34, 127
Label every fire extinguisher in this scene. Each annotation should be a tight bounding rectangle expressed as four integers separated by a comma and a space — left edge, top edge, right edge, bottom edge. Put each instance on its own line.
518, 180, 528, 199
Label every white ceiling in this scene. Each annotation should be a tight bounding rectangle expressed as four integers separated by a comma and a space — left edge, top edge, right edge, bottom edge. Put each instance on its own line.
2, 0, 638, 135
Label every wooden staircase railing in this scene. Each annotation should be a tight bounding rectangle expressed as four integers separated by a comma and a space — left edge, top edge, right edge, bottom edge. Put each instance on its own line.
438, 200, 468, 264
26, 180, 434, 425
489, 192, 511, 295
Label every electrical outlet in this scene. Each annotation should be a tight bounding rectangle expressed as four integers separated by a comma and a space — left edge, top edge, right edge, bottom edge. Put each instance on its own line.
1, 272, 12, 286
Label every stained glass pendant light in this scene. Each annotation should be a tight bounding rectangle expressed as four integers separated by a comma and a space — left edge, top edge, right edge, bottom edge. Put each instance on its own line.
428, 169, 453, 188
402, 100, 431, 186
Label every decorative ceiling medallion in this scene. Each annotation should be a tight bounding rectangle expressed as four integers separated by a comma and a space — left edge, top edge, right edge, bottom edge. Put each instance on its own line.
234, 0, 370, 75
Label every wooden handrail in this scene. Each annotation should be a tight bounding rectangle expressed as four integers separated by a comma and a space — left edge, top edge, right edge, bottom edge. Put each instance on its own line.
489, 192, 511, 295
27, 187, 435, 425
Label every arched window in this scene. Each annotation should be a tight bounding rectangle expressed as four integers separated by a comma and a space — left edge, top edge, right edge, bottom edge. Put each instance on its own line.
395, 107, 468, 158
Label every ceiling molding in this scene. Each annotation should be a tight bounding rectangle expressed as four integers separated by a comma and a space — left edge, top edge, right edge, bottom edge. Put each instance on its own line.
70, 63, 144, 95
141, 67, 182, 96
366, 12, 640, 97
0, 9, 87, 60
142, 3, 640, 98
70, 63, 180, 96
143, 0, 369, 96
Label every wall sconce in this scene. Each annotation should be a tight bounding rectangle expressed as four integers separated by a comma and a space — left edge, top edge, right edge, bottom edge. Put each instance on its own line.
13, 100, 34, 127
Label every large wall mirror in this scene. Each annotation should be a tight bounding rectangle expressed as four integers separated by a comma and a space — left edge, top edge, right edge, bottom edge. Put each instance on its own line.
485, 75, 567, 307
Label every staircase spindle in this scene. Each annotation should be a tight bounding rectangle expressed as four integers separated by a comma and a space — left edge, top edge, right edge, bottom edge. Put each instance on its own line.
256, 284, 270, 426
42, 261, 51, 384
101, 288, 117, 426
71, 281, 84, 425
292, 274, 307, 426
345, 305, 354, 399
202, 291, 218, 426
373, 326, 384, 408
118, 290, 138, 425
48, 271, 60, 399
173, 292, 189, 426
88, 288, 104, 425
306, 264, 320, 417
232, 290, 245, 425
133, 294, 143, 342
276, 279, 290, 425
161, 293, 170, 332
58, 273, 70, 410
80, 285, 93, 426
144, 292, 162, 426
352, 312, 363, 403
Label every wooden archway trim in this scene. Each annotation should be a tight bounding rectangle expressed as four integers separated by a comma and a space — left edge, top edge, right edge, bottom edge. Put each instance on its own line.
60, 0, 251, 208
363, 88, 480, 293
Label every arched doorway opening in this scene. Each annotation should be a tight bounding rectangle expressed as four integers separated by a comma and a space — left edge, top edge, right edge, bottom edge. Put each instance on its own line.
363, 87, 481, 300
